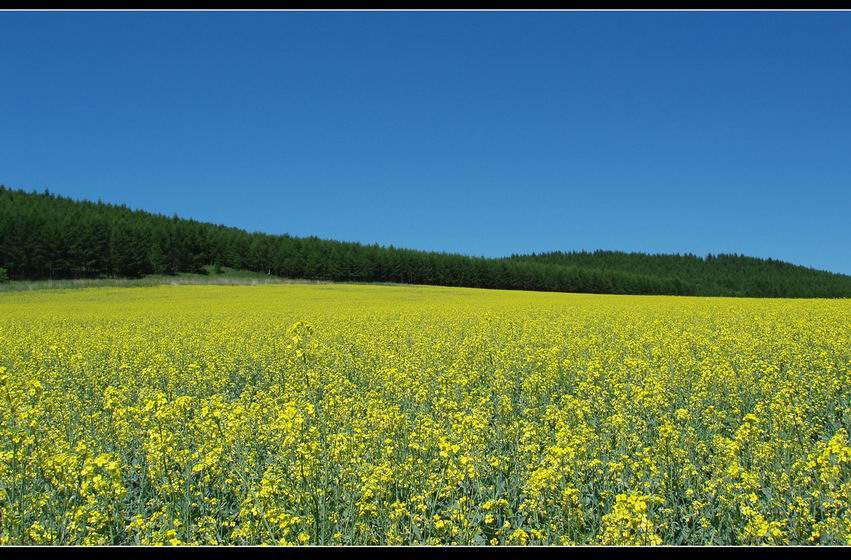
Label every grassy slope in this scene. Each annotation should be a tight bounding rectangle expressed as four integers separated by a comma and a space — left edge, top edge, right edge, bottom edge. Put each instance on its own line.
0, 266, 294, 293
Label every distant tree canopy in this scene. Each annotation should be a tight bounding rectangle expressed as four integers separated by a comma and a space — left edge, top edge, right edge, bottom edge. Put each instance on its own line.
1, 186, 850, 298
505, 251, 851, 298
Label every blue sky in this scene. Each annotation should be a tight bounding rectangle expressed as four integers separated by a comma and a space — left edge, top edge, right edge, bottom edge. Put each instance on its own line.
1, 11, 849, 274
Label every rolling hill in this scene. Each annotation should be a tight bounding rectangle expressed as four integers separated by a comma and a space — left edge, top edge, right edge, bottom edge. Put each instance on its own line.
2, 186, 849, 298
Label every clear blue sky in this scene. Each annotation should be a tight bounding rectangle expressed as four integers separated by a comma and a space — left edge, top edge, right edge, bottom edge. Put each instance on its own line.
2, 11, 849, 274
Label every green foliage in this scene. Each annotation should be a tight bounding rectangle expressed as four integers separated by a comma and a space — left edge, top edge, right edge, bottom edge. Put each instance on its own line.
1, 185, 849, 298
506, 251, 851, 298
0, 267, 8, 283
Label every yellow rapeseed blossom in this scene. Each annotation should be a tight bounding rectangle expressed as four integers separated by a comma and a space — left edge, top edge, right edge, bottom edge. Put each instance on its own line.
0, 283, 848, 545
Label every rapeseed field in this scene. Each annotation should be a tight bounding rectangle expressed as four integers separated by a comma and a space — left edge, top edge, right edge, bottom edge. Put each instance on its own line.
0, 284, 848, 545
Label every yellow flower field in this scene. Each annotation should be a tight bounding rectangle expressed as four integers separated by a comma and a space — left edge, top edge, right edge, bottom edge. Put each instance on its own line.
0, 284, 849, 545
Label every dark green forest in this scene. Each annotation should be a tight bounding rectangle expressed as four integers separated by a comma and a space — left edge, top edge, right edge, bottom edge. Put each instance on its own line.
1, 186, 849, 298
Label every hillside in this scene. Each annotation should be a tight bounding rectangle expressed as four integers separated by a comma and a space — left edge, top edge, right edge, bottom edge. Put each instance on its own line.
1, 186, 849, 298
506, 251, 851, 298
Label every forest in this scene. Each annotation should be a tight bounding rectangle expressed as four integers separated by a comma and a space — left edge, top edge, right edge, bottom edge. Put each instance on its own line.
2, 186, 850, 298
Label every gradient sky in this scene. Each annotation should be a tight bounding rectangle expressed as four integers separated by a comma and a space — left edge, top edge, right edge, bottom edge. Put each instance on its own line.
1, 11, 849, 274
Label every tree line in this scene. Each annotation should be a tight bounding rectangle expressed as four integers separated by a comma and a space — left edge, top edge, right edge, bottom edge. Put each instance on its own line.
1, 186, 849, 298
507, 251, 851, 298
